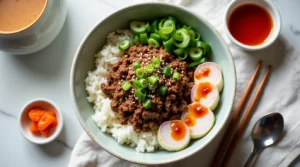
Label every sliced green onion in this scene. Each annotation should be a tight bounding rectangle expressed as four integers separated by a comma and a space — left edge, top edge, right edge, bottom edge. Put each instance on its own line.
148, 38, 160, 48
174, 29, 190, 48
163, 67, 172, 76
136, 89, 146, 101
173, 72, 180, 80
133, 62, 141, 70
183, 25, 192, 31
132, 34, 140, 45
190, 32, 201, 47
189, 47, 203, 61
152, 20, 159, 34
159, 19, 175, 35
146, 22, 151, 32
178, 49, 188, 60
140, 33, 148, 45
143, 99, 152, 109
187, 57, 207, 68
139, 79, 148, 88
174, 48, 184, 56
150, 33, 161, 43
148, 83, 158, 90
172, 30, 183, 41
195, 41, 210, 54
189, 29, 196, 39
135, 68, 144, 78
122, 81, 131, 91
145, 64, 154, 74
152, 58, 161, 68
130, 21, 147, 34
148, 75, 159, 85
163, 38, 174, 53
118, 40, 130, 51
158, 86, 168, 96
159, 31, 170, 41
133, 79, 142, 88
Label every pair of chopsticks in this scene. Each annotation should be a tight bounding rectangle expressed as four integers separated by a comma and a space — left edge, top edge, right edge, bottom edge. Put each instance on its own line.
211, 60, 272, 167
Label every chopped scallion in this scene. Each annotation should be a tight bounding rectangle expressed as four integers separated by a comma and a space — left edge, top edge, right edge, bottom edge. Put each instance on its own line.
122, 81, 131, 91
135, 68, 144, 78
163, 67, 172, 76
152, 58, 161, 68
158, 86, 168, 96
143, 99, 152, 109
133, 62, 141, 70
173, 72, 180, 80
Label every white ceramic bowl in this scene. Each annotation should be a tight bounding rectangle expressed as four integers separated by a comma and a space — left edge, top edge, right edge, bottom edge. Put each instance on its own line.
0, 0, 67, 55
224, 0, 281, 51
18, 98, 63, 144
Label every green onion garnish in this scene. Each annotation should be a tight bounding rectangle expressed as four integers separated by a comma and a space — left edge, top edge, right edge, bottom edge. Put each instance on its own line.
159, 19, 175, 35
145, 64, 154, 74
148, 83, 158, 90
148, 38, 160, 48
121, 81, 131, 91
140, 33, 148, 45
152, 58, 161, 68
150, 33, 161, 43
133, 62, 141, 70
145, 22, 152, 32
136, 89, 146, 101
187, 57, 207, 68
163, 67, 172, 76
130, 21, 147, 34
152, 20, 159, 34
139, 79, 148, 88
148, 75, 159, 85
143, 99, 152, 109
158, 86, 168, 96
174, 29, 190, 48
132, 34, 140, 45
173, 72, 180, 80
189, 47, 203, 61
195, 41, 210, 55
163, 38, 174, 53
133, 79, 142, 88
135, 68, 144, 78
118, 40, 130, 51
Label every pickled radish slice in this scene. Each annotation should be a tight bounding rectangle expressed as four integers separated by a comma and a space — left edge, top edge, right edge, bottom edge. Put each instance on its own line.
157, 120, 191, 151
181, 103, 215, 139
191, 82, 220, 111
37, 114, 56, 131
29, 121, 39, 134
194, 62, 223, 92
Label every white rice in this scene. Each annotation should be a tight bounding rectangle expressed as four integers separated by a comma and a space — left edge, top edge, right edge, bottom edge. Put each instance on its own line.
85, 29, 159, 152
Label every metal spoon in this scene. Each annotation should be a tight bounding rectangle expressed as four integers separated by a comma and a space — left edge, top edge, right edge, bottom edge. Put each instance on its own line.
244, 112, 284, 167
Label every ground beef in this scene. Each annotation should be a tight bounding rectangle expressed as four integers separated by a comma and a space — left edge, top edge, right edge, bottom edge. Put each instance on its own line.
101, 43, 194, 132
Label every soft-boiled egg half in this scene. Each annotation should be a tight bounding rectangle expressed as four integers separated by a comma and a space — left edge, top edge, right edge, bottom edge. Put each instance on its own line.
181, 103, 215, 139
191, 82, 220, 111
157, 120, 191, 151
194, 62, 223, 92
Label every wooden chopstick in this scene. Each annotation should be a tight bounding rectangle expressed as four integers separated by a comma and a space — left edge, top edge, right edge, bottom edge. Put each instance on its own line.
222, 65, 272, 167
211, 60, 263, 167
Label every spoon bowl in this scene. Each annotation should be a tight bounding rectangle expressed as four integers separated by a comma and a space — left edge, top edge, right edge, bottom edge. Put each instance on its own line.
244, 112, 284, 167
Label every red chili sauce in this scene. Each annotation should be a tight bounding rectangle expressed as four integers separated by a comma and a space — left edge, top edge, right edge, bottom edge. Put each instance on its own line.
228, 4, 273, 46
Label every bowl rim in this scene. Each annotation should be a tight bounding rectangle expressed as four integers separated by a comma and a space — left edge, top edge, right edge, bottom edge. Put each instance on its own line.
70, 2, 236, 165
18, 98, 64, 145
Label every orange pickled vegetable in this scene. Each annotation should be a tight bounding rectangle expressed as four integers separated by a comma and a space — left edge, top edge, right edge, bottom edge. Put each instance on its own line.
28, 109, 46, 122
40, 127, 51, 137
50, 119, 58, 128
29, 121, 39, 134
37, 114, 56, 131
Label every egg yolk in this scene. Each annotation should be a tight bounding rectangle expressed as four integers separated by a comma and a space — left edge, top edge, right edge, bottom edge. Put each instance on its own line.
171, 121, 187, 141
184, 103, 209, 127
195, 68, 211, 80
194, 82, 213, 102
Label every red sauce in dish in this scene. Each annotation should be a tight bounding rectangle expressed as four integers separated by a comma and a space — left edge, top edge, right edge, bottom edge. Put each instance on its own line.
195, 68, 211, 80
194, 82, 213, 102
184, 103, 209, 127
170, 120, 187, 141
228, 4, 273, 46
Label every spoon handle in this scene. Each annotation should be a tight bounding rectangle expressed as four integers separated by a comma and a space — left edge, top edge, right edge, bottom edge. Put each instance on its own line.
244, 147, 259, 167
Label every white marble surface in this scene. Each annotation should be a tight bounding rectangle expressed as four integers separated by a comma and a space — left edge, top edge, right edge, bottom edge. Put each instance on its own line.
1, 0, 300, 166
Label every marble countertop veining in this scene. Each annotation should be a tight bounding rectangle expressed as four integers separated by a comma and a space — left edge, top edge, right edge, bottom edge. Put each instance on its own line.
1, 0, 300, 166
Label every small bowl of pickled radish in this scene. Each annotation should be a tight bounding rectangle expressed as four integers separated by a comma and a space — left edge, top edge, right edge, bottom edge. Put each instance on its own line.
18, 98, 63, 144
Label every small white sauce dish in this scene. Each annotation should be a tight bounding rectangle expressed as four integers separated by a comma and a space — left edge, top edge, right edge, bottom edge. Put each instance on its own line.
18, 98, 63, 145
224, 0, 281, 51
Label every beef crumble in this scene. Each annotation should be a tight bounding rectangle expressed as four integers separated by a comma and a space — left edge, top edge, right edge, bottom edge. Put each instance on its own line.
101, 43, 194, 132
